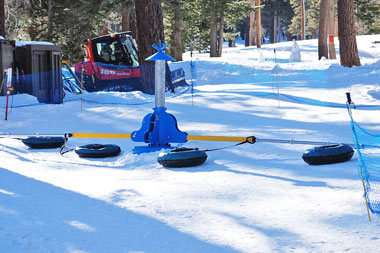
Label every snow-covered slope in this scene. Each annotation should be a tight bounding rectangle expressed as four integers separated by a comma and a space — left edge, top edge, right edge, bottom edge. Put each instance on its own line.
1, 35, 380, 252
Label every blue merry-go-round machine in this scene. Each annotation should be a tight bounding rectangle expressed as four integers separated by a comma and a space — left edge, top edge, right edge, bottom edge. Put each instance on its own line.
131, 41, 187, 153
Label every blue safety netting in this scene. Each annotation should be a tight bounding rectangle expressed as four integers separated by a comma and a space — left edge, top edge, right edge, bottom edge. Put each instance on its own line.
2, 69, 64, 104
1, 63, 191, 109
2, 59, 379, 110
72, 62, 187, 93
348, 105, 380, 213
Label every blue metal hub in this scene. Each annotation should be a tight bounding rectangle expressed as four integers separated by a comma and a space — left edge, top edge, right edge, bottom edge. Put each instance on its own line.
131, 107, 187, 153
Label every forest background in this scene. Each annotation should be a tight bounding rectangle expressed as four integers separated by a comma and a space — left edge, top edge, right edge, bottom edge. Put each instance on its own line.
1, 0, 379, 64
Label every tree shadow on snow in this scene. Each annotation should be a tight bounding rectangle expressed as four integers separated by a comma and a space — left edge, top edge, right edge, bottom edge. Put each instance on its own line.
0, 143, 36, 163
0, 168, 237, 253
164, 141, 359, 187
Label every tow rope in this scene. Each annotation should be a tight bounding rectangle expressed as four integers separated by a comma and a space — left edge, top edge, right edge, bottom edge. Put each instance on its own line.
60, 133, 75, 155
202, 136, 256, 152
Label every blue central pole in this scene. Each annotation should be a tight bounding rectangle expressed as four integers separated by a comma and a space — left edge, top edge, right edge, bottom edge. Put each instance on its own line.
131, 41, 187, 153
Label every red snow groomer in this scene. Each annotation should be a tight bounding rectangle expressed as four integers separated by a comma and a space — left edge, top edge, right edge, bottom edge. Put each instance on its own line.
74, 32, 142, 92
74, 32, 186, 92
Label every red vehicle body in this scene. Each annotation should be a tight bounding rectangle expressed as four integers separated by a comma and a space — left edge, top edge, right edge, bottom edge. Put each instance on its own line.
74, 32, 142, 92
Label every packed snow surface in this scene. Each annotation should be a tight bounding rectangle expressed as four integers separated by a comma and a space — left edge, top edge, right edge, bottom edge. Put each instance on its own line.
1, 35, 380, 252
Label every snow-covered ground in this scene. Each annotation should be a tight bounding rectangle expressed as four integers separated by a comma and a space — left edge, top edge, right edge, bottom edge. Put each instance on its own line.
1, 35, 380, 252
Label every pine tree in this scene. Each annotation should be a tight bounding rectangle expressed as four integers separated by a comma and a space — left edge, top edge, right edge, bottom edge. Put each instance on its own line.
0, 0, 4, 37
135, 0, 164, 94
355, 0, 380, 34
23, 0, 126, 62
4, 0, 31, 40
307, 0, 320, 38
318, 0, 329, 59
338, 0, 361, 67
225, 0, 254, 46
163, 0, 251, 58
121, 3, 136, 38
198, 0, 252, 57
181, 1, 210, 53
288, 0, 320, 38
262, 0, 293, 43
162, 0, 185, 61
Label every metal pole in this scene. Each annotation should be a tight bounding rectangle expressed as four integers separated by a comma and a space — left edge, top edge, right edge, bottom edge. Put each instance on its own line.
5, 88, 9, 120
155, 59, 165, 108
66, 132, 355, 148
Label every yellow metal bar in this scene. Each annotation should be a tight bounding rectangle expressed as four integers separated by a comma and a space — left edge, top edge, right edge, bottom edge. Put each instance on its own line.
187, 135, 247, 142
69, 132, 249, 143
71, 133, 131, 139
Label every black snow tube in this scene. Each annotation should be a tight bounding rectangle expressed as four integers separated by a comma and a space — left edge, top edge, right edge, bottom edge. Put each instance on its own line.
22, 136, 65, 149
75, 144, 121, 158
302, 144, 354, 165
158, 147, 208, 168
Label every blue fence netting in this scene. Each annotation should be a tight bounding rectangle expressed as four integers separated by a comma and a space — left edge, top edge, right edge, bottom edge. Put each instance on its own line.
2, 60, 380, 110
348, 104, 380, 213
1, 69, 64, 104
70, 62, 188, 93
1, 63, 191, 109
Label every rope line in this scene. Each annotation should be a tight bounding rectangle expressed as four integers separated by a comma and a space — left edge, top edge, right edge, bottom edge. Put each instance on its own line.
0, 85, 191, 109
202, 136, 256, 152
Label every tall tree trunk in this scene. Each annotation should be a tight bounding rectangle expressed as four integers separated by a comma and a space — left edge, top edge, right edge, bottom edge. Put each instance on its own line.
170, 4, 183, 61
217, 14, 224, 57
210, 8, 218, 57
121, 7, 137, 38
228, 28, 236, 47
273, 14, 278, 43
255, 0, 261, 48
277, 16, 281, 42
48, 0, 53, 41
337, 0, 361, 67
0, 0, 4, 37
135, 0, 165, 94
328, 0, 336, 59
250, 0, 256, 46
301, 0, 305, 40
328, 0, 336, 36
245, 18, 250, 47
318, 0, 329, 59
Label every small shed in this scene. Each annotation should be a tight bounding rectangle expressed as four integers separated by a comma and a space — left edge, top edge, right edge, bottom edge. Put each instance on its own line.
15, 43, 63, 104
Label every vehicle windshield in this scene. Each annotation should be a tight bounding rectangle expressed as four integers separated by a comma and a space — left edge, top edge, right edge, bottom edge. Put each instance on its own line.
95, 39, 129, 64
120, 37, 139, 66
92, 34, 139, 66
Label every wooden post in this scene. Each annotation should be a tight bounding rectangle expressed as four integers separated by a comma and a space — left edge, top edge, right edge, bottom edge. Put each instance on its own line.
256, 0, 261, 48
327, 0, 336, 59
328, 34, 336, 59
